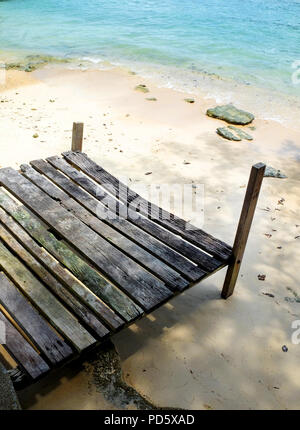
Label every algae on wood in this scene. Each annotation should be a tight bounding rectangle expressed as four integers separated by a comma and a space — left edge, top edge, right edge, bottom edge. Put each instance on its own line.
0, 240, 95, 352
0, 219, 113, 335
0, 188, 142, 322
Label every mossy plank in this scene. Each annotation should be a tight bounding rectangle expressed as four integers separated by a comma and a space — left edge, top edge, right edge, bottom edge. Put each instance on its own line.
0, 310, 50, 379
0, 189, 140, 323
0, 223, 110, 337
0, 241, 95, 352
0, 272, 73, 364
0, 168, 172, 311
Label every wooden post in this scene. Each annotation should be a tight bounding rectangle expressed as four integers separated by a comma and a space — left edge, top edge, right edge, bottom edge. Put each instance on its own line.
71, 122, 84, 152
221, 162, 266, 299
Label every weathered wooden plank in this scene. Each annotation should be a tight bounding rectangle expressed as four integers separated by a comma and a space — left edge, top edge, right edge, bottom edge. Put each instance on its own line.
44, 157, 212, 278
55, 153, 223, 275
0, 272, 73, 364
72, 122, 84, 152
62, 151, 232, 261
222, 163, 265, 299
0, 310, 50, 379
0, 239, 95, 352
0, 170, 172, 311
0, 192, 140, 324
126, 210, 222, 272
24, 161, 193, 290
0, 224, 110, 338
47, 155, 221, 274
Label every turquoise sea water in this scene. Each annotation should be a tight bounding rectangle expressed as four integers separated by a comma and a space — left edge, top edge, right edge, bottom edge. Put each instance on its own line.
0, 0, 300, 99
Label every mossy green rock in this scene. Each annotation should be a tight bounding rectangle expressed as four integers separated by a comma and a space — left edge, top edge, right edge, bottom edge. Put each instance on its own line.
4, 63, 26, 71
228, 126, 253, 141
4, 55, 71, 73
207, 104, 255, 125
184, 98, 195, 103
217, 127, 241, 141
217, 125, 253, 141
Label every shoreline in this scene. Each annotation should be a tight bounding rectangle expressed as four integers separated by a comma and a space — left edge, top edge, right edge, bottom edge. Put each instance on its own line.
1, 65, 300, 177
1, 51, 300, 130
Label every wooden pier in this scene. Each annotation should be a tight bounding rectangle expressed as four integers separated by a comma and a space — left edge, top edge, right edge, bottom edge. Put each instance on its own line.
0, 124, 265, 386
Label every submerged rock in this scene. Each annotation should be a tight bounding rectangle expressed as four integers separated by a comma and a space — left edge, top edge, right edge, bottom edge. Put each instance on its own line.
4, 62, 26, 71
146, 97, 157, 101
264, 166, 287, 179
4, 55, 71, 73
207, 104, 255, 125
135, 84, 149, 93
184, 98, 195, 103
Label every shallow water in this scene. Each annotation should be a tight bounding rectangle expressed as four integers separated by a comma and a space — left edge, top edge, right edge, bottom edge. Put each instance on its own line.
1, 0, 300, 91
1, 0, 300, 122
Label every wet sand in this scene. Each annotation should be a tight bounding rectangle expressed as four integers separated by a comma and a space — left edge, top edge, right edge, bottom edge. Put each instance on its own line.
1, 65, 300, 409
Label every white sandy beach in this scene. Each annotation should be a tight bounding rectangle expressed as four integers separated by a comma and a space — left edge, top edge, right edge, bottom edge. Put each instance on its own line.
1, 65, 300, 409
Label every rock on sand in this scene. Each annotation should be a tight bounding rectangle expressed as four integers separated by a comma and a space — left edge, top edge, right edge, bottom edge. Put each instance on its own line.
207, 104, 255, 125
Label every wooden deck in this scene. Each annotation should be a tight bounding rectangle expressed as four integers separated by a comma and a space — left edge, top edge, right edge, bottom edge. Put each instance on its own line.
0, 151, 234, 386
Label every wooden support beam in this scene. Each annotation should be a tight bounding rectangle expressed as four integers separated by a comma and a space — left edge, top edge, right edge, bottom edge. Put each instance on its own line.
71, 122, 84, 152
221, 162, 266, 299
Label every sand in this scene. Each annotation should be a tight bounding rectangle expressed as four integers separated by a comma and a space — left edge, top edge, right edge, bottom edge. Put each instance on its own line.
1, 65, 300, 410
